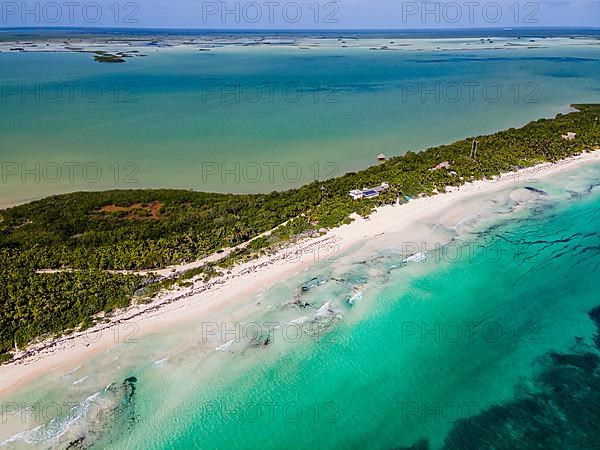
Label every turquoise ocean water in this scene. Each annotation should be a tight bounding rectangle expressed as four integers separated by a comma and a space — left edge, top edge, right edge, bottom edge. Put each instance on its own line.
1, 32, 600, 206
1, 159, 599, 449
1, 31, 600, 449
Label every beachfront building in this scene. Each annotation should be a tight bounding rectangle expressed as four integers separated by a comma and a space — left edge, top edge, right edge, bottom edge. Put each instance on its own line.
349, 182, 390, 200
349, 189, 364, 200
561, 132, 577, 140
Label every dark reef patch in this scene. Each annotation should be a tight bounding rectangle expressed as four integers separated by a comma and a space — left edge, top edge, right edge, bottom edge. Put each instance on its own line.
589, 306, 600, 349
395, 305, 600, 450
65, 376, 138, 449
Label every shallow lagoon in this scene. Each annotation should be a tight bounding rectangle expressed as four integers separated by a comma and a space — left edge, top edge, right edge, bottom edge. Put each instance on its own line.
1, 33, 600, 206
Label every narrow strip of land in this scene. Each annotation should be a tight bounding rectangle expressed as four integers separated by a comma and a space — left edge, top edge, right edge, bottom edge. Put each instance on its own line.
1, 149, 598, 396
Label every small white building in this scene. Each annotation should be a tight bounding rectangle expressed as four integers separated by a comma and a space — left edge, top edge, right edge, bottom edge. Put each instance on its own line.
561, 132, 577, 140
349, 189, 364, 200
349, 182, 389, 200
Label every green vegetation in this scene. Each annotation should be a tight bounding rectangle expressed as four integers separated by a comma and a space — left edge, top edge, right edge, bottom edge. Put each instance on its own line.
93, 51, 127, 63
1, 104, 599, 360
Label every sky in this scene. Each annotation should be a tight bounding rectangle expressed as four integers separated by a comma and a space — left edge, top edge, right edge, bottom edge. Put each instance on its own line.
0, 0, 598, 29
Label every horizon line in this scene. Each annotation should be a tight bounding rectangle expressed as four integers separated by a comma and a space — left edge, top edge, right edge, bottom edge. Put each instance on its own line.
2, 25, 600, 32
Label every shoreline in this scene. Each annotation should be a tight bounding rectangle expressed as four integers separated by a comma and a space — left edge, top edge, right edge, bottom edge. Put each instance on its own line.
1, 149, 599, 397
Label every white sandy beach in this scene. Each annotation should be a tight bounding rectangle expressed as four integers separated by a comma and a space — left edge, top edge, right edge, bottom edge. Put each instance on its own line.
1, 149, 599, 397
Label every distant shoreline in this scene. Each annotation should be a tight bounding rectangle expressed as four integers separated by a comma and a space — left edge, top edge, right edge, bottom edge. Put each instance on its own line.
0, 102, 583, 211
2, 26, 600, 34
1, 148, 598, 397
